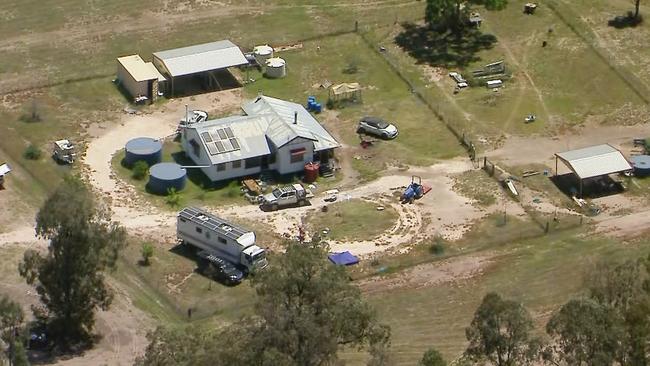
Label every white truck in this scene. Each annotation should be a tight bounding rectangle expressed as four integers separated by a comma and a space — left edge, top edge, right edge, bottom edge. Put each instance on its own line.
177, 207, 268, 272
258, 183, 313, 211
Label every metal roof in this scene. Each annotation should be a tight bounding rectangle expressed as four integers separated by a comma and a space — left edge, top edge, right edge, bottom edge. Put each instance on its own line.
117, 55, 166, 82
241, 95, 340, 151
153, 40, 248, 77
555, 144, 632, 179
178, 207, 251, 241
190, 115, 271, 165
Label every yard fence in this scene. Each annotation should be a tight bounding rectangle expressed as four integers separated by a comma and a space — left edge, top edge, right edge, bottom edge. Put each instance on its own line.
545, 0, 650, 104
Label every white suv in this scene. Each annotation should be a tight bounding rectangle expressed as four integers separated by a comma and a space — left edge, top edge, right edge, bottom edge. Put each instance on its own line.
357, 116, 399, 139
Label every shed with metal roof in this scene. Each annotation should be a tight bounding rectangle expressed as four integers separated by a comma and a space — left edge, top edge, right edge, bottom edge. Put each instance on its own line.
554, 144, 632, 197
152, 40, 248, 97
116, 55, 166, 103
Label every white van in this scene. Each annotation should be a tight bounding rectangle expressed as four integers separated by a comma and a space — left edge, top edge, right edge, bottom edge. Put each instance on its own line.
486, 79, 503, 89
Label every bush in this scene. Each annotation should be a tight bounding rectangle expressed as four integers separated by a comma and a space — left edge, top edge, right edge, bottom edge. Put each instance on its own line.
23, 144, 42, 160
141, 243, 154, 266
166, 187, 181, 207
132, 160, 149, 180
225, 180, 241, 198
428, 235, 446, 256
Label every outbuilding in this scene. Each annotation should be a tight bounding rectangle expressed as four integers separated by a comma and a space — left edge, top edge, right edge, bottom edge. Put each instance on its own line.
116, 55, 166, 103
555, 144, 632, 197
153, 40, 248, 97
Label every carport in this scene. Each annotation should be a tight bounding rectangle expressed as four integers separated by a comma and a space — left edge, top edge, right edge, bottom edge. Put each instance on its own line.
555, 144, 632, 197
152, 40, 248, 97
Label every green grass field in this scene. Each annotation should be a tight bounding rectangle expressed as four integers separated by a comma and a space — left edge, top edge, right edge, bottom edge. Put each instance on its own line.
305, 199, 399, 241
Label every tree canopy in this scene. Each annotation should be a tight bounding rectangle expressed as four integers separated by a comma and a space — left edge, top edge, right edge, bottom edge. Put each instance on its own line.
465, 292, 539, 366
137, 242, 389, 366
19, 176, 126, 349
419, 347, 447, 366
425, 0, 508, 31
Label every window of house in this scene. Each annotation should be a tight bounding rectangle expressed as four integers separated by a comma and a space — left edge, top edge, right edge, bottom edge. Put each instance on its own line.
290, 147, 306, 164
245, 156, 261, 169
216, 163, 226, 172
196, 227, 202, 234
189, 139, 201, 158
232, 160, 241, 169
206, 231, 210, 239
218, 237, 227, 245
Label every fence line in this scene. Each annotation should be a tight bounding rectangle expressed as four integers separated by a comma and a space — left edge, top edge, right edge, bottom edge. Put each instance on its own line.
546, 0, 650, 104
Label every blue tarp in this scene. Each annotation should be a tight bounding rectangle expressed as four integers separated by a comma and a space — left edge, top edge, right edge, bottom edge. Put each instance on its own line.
328, 251, 359, 266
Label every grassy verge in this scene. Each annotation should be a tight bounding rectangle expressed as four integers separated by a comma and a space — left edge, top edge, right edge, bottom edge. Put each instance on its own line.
305, 199, 398, 241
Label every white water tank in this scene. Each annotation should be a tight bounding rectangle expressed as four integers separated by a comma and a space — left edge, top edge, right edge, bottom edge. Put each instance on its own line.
265, 57, 287, 78
253, 45, 274, 65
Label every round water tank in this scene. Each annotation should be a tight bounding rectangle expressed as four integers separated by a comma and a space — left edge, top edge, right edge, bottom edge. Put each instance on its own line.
630, 155, 650, 177
265, 57, 287, 78
125, 137, 162, 166
253, 45, 274, 65
148, 162, 187, 195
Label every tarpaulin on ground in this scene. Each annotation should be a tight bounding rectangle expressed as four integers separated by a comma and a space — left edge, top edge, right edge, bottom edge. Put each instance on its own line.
328, 251, 359, 266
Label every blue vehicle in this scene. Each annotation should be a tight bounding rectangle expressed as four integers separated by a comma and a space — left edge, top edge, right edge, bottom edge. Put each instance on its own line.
401, 176, 425, 204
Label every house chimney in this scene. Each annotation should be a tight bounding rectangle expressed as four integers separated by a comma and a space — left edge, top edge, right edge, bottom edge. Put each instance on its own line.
294, 111, 298, 124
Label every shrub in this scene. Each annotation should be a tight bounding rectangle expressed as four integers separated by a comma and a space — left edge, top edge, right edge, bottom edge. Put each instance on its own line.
166, 187, 181, 207
132, 160, 149, 180
23, 144, 42, 160
428, 235, 446, 256
225, 180, 241, 198
141, 243, 154, 266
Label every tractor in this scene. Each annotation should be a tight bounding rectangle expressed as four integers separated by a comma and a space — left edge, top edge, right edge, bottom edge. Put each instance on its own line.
401, 176, 425, 204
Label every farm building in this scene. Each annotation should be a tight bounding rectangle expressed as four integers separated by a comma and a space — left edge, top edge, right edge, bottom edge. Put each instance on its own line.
153, 40, 248, 97
554, 144, 632, 197
116, 55, 166, 103
180, 95, 340, 182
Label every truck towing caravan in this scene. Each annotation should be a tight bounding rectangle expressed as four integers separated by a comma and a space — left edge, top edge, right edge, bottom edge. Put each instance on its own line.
177, 207, 268, 273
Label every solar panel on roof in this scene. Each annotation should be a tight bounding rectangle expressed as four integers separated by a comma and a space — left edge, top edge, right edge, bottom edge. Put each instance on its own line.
222, 139, 233, 151
217, 129, 227, 140
224, 127, 234, 138
210, 131, 220, 141
215, 141, 225, 152
230, 138, 240, 150
201, 132, 212, 143
206, 143, 218, 155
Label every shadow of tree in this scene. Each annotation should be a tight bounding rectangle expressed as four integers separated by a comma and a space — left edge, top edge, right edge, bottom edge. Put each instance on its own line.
395, 22, 498, 68
607, 12, 643, 29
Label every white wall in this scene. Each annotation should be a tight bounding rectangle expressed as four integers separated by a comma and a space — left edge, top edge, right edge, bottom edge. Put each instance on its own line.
276, 138, 314, 175
117, 62, 148, 99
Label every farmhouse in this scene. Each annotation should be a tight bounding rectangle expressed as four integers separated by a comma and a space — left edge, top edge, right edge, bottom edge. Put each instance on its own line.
180, 95, 340, 182
153, 40, 248, 97
116, 55, 166, 103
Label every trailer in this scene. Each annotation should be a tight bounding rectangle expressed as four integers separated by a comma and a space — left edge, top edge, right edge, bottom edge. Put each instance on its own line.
53, 139, 76, 164
177, 207, 268, 272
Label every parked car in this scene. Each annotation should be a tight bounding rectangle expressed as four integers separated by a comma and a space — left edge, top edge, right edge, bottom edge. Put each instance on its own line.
197, 250, 244, 285
357, 116, 398, 139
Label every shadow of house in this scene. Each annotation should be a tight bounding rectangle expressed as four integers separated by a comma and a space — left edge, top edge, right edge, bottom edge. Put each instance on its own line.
395, 22, 497, 68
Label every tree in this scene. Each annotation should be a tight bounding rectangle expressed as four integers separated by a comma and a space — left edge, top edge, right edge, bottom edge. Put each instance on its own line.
425, 0, 508, 31
23, 144, 41, 160
465, 292, 539, 366
419, 347, 447, 366
141, 242, 154, 266
0, 296, 26, 366
137, 242, 390, 365
545, 298, 623, 365
635, 0, 641, 19
19, 176, 126, 349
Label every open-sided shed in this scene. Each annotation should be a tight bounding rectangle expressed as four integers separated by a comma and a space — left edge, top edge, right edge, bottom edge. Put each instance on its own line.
153, 40, 248, 97
555, 144, 632, 197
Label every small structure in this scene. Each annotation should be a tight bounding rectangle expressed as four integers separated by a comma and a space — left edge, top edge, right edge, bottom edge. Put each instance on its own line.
328, 82, 362, 103
116, 55, 166, 103
153, 40, 248, 97
486, 79, 503, 89
125, 137, 163, 166
524, 3, 538, 14
555, 144, 632, 197
53, 139, 76, 164
148, 162, 187, 194
469, 12, 483, 27
0, 163, 12, 188
328, 251, 359, 266
473, 60, 506, 78
264, 57, 287, 78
